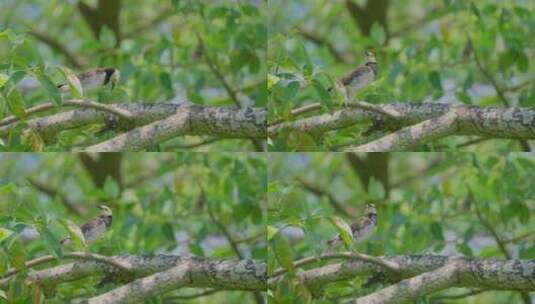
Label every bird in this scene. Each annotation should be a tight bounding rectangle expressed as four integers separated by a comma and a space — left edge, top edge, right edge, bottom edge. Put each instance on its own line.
329, 50, 378, 107
60, 205, 113, 246
326, 203, 377, 251
56, 67, 120, 93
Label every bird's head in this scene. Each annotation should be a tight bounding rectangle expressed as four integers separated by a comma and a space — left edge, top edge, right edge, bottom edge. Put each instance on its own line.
103, 68, 120, 90
98, 205, 113, 217
365, 203, 377, 219
364, 50, 376, 63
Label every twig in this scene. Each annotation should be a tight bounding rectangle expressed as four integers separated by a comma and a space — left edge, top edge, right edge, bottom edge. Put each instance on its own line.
456, 137, 490, 149
2, 252, 131, 279
164, 289, 222, 300
27, 30, 86, 68
269, 103, 323, 126
26, 177, 87, 216
346, 101, 401, 120
296, 177, 352, 217
163, 137, 221, 150
390, 157, 442, 189
204, 192, 243, 259
196, 34, 241, 108
270, 252, 400, 278
431, 289, 489, 301
468, 34, 531, 151
0, 99, 134, 127
196, 33, 265, 152
294, 26, 349, 63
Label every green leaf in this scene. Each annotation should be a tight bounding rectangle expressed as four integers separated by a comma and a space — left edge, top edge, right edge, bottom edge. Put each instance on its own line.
456, 242, 473, 257
35, 72, 62, 106
312, 78, 331, 105
59, 219, 87, 251
37, 225, 62, 259
159, 72, 174, 98
267, 74, 281, 91
6, 88, 26, 118
267, 225, 278, 241
0, 73, 8, 89
0, 228, 14, 243
0, 183, 17, 195
162, 222, 176, 242
470, 2, 482, 20
58, 67, 83, 98
430, 222, 444, 241
99, 25, 117, 48
7, 70, 27, 88
428, 71, 443, 91
103, 176, 120, 199
368, 177, 385, 200
271, 231, 294, 271
370, 22, 386, 45
8, 237, 26, 271
328, 216, 353, 247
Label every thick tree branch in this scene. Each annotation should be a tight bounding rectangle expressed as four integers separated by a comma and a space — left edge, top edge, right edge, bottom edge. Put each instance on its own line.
353, 260, 463, 304
353, 257, 534, 304
274, 255, 535, 294
346, 110, 459, 151
84, 106, 265, 151
0, 104, 266, 150
268, 103, 535, 148
0, 254, 266, 295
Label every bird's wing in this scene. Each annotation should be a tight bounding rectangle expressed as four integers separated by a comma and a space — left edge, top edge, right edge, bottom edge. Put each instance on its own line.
340, 65, 374, 86
80, 217, 106, 243
350, 217, 372, 233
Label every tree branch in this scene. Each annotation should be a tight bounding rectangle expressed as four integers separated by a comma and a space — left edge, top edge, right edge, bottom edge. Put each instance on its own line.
1, 252, 131, 280
83, 106, 265, 151
0, 104, 266, 151
294, 26, 349, 63
345, 110, 459, 151
26, 177, 87, 216
0, 254, 266, 295
296, 177, 352, 217
273, 254, 535, 294
0, 100, 135, 127
27, 30, 87, 68
270, 252, 400, 278
353, 260, 463, 304
268, 103, 535, 149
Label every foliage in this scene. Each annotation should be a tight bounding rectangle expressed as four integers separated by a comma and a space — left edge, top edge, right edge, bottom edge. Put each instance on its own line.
0, 153, 266, 303
0, 0, 266, 151
268, 153, 535, 303
268, 0, 535, 151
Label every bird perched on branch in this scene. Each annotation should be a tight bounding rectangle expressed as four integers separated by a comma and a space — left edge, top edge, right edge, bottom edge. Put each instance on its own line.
329, 50, 378, 107
60, 205, 113, 246
326, 203, 377, 251
57, 67, 120, 93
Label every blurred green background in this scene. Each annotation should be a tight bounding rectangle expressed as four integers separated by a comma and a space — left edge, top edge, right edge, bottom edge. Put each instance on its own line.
268, 152, 535, 303
0, 0, 266, 151
268, 0, 535, 151
0, 152, 266, 303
